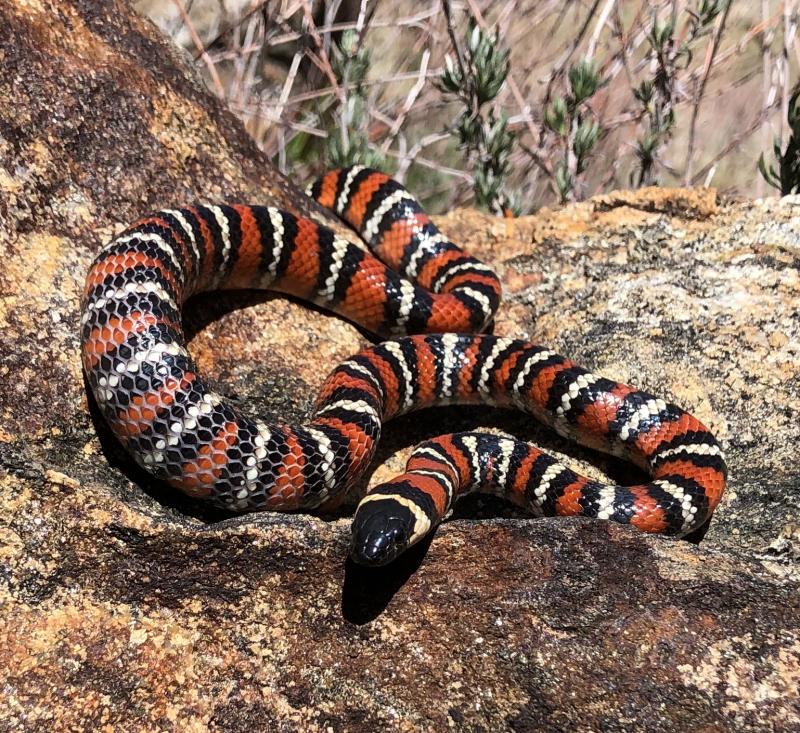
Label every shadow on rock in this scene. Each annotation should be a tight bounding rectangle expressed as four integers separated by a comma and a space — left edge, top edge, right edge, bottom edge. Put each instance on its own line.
341, 531, 436, 625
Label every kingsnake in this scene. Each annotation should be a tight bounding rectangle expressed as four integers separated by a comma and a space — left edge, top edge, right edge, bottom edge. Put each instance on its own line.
81, 167, 727, 566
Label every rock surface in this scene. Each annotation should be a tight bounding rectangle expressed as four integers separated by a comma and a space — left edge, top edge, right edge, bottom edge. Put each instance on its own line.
1, 1, 798, 731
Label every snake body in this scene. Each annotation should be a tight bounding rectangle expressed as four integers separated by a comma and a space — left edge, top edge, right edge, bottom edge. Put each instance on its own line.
81, 167, 726, 565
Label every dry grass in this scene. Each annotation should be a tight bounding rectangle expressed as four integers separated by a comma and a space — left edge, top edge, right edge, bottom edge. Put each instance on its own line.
137, 0, 799, 213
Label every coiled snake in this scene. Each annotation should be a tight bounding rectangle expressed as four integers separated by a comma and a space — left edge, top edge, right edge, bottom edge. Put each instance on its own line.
81, 167, 727, 566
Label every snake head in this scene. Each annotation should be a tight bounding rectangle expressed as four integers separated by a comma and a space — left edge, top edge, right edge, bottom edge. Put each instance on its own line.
350, 495, 417, 566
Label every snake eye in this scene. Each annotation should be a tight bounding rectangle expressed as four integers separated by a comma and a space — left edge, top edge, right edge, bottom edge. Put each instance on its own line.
350, 499, 414, 566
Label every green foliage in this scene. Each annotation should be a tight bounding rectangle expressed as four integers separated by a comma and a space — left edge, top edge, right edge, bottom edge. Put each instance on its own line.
261, 1, 742, 212
758, 89, 800, 195
633, 80, 654, 106
648, 18, 675, 52
544, 97, 569, 137
633, 16, 676, 187
438, 22, 518, 214
322, 30, 385, 170
331, 29, 369, 85
687, 0, 727, 37
632, 2, 728, 187
568, 59, 602, 106
544, 58, 604, 203
553, 162, 573, 204
573, 120, 600, 173
438, 24, 510, 108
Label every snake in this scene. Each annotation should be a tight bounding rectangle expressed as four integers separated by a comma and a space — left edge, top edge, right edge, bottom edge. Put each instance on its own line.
80, 166, 727, 566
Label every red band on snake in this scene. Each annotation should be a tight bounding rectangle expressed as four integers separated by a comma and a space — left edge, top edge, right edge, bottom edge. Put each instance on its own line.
80, 167, 727, 566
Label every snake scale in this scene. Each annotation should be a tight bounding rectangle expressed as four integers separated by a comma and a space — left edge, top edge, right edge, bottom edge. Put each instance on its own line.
80, 167, 727, 566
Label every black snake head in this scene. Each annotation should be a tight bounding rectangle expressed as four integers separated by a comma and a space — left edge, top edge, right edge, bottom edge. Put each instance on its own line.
350, 496, 418, 566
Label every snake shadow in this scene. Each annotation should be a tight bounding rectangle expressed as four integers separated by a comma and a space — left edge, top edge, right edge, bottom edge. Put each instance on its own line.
340, 533, 437, 625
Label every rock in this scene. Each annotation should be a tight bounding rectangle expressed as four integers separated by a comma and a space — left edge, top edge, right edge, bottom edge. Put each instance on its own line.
0, 1, 798, 731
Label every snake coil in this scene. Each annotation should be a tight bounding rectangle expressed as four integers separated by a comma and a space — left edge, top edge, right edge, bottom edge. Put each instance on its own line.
81, 167, 726, 565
